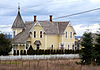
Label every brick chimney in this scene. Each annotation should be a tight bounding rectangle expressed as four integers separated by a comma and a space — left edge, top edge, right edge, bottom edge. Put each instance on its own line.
50, 15, 52, 22
34, 15, 36, 22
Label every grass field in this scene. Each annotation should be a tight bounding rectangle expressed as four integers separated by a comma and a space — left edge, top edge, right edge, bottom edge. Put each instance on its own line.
0, 59, 100, 70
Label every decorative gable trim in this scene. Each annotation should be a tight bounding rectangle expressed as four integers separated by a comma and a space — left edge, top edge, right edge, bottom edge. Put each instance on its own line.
68, 22, 76, 34
34, 21, 41, 26
29, 21, 46, 33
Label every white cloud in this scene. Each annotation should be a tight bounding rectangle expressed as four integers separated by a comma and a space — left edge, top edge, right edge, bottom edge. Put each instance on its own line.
0, 25, 11, 28
73, 23, 100, 36
90, 0, 100, 3
0, 26, 12, 33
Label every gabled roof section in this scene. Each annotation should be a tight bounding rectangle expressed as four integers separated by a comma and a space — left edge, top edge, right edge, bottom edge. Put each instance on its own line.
12, 7, 25, 29
56, 21, 69, 34
39, 21, 59, 34
29, 21, 69, 35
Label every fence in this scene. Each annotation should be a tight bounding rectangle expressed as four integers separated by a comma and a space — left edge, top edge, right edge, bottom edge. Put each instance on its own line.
0, 54, 79, 60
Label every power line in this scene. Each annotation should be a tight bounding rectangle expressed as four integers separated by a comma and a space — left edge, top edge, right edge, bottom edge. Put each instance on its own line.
53, 7, 100, 20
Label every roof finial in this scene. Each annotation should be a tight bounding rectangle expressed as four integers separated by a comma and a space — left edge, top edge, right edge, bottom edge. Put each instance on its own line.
18, 2, 20, 12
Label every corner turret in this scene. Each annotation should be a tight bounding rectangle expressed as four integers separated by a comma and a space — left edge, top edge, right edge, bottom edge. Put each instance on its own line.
12, 5, 25, 37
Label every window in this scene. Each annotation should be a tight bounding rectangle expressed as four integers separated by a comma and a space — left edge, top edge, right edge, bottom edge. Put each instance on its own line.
66, 32, 67, 38
40, 31, 42, 38
34, 31, 36, 38
68, 45, 69, 49
70, 32, 72, 38
51, 45, 53, 49
61, 43, 64, 49
13, 31, 15, 37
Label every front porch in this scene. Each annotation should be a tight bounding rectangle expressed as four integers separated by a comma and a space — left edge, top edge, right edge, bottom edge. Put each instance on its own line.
11, 43, 30, 55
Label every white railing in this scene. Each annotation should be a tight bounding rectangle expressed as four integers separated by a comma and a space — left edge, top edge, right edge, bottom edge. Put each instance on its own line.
0, 54, 79, 60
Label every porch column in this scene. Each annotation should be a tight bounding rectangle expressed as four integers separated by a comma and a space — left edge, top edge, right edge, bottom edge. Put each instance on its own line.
18, 44, 20, 56
25, 44, 27, 55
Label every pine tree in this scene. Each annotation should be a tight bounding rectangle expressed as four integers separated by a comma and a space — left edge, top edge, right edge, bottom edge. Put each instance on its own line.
27, 45, 34, 55
80, 32, 93, 64
0, 33, 12, 55
95, 33, 100, 65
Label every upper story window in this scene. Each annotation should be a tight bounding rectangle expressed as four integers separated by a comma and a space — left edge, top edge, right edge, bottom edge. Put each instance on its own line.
66, 32, 67, 38
70, 32, 72, 38
13, 31, 15, 37
34, 31, 36, 38
51, 45, 53, 49
40, 31, 42, 38
60, 43, 64, 49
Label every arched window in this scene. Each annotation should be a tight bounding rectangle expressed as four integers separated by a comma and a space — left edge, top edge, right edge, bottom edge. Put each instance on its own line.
40, 31, 42, 38
34, 31, 36, 38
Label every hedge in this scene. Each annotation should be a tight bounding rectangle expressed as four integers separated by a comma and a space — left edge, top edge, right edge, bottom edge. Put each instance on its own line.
27, 49, 80, 55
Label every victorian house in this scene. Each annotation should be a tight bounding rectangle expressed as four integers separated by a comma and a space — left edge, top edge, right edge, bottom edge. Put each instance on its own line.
11, 7, 76, 55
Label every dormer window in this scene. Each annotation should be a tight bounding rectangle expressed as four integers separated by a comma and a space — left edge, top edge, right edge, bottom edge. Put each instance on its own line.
34, 31, 36, 38
40, 31, 42, 38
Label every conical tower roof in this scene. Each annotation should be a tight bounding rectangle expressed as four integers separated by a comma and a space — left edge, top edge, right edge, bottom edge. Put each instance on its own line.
12, 6, 25, 29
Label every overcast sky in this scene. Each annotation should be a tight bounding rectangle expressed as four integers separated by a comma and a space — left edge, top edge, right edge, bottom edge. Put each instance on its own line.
0, 0, 100, 36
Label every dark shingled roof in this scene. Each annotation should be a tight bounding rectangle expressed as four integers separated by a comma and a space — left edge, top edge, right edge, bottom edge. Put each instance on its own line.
30, 21, 69, 35
12, 11, 25, 28
12, 21, 69, 44
56, 22, 69, 34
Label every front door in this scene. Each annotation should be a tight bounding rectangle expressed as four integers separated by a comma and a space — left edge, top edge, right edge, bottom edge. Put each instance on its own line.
34, 40, 41, 50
